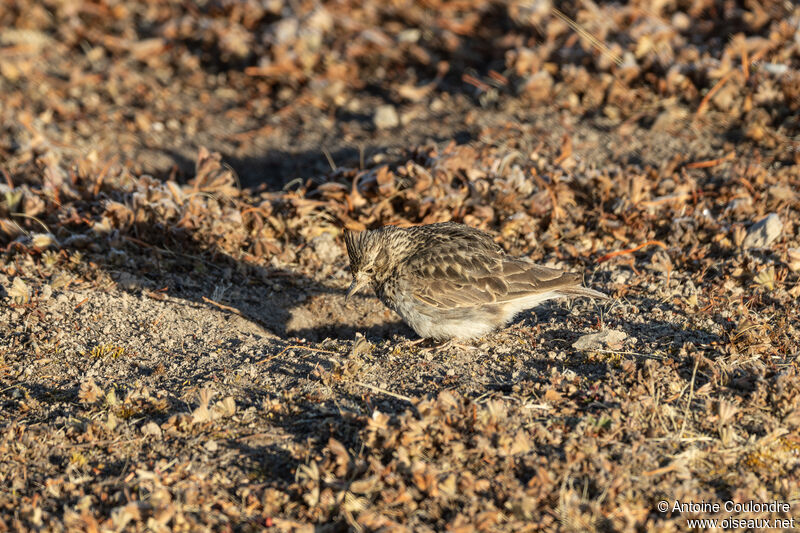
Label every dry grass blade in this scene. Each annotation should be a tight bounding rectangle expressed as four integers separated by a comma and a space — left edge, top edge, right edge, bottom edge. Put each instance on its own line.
685, 151, 736, 169
695, 70, 736, 117
353, 381, 414, 403
596, 241, 668, 263
678, 358, 700, 440
551, 7, 623, 66
201, 296, 242, 315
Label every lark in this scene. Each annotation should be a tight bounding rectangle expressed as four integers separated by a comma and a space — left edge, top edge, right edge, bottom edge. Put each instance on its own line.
343, 222, 607, 341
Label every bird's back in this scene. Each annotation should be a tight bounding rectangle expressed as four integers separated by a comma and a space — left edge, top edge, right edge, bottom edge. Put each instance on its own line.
394, 222, 577, 307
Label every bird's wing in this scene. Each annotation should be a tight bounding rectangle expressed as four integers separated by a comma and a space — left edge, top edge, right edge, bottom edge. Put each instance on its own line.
406, 251, 581, 310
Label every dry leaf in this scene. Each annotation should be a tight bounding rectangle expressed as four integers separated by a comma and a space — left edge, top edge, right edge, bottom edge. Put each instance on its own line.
78, 379, 104, 404
8, 277, 30, 304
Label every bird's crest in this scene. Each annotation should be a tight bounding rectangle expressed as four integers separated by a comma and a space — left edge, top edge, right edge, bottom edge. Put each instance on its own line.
343, 228, 364, 270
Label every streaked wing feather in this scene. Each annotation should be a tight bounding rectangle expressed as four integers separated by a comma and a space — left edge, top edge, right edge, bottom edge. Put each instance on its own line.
409, 252, 581, 310
401, 223, 586, 310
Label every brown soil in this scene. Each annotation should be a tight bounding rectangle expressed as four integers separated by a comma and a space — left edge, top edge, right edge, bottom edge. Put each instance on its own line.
1, 1, 799, 531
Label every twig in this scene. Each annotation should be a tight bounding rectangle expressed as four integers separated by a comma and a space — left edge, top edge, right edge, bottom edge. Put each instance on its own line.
228, 124, 275, 142
685, 151, 735, 169
678, 357, 700, 439
647, 436, 713, 443
523, 402, 553, 410
353, 381, 414, 403
553, 134, 572, 166
488, 70, 508, 85
201, 296, 242, 315
222, 162, 242, 191
10, 212, 52, 234
322, 147, 337, 171
1, 168, 13, 189
2, 220, 30, 240
92, 155, 118, 196
741, 41, 749, 79
596, 240, 667, 263
639, 193, 693, 207
642, 463, 678, 477
462, 73, 491, 92
695, 70, 736, 117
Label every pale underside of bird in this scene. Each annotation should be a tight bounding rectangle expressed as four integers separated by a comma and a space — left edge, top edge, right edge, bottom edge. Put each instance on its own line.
343, 222, 608, 341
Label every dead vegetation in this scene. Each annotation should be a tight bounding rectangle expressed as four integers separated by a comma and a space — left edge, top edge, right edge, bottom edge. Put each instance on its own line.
1, 0, 800, 531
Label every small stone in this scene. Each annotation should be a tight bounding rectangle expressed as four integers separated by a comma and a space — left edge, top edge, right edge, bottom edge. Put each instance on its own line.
572, 330, 627, 351
522, 70, 553, 101
743, 213, 782, 249
141, 421, 162, 438
562, 368, 577, 380
787, 249, 800, 272
611, 271, 630, 285
671, 11, 691, 31
373, 104, 399, 129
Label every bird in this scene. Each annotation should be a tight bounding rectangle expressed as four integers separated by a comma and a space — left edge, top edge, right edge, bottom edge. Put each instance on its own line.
343, 222, 607, 341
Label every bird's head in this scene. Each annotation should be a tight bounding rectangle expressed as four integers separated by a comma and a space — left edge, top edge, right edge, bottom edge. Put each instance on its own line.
343, 227, 391, 302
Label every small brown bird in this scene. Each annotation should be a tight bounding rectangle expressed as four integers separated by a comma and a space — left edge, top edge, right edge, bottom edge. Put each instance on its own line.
343, 222, 607, 340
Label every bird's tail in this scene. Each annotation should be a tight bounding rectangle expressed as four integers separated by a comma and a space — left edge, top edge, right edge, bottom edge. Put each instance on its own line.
556, 286, 609, 300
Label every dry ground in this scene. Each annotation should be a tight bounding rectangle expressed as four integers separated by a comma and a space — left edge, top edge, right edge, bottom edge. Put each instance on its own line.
1, 1, 800, 531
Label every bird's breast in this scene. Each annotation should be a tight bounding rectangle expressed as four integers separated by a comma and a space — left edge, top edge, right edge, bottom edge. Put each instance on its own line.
374, 277, 398, 308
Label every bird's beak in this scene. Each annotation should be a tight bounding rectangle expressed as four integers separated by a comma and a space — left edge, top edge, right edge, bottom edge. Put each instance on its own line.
345, 277, 368, 303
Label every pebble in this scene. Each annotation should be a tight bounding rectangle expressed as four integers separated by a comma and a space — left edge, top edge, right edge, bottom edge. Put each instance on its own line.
572, 329, 627, 351
40, 285, 53, 301
141, 421, 162, 438
611, 271, 631, 285
743, 213, 782, 249
373, 104, 399, 129
788, 249, 800, 272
